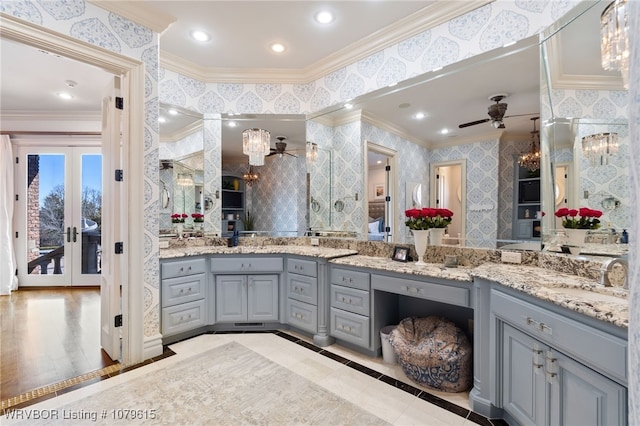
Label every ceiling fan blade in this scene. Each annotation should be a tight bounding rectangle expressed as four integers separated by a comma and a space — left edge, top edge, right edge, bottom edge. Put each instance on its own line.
266, 151, 278, 157
458, 118, 490, 128
502, 113, 538, 119
285, 152, 297, 158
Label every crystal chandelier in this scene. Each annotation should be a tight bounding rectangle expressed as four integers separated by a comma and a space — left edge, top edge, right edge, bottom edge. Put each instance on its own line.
242, 166, 260, 186
582, 132, 618, 166
518, 117, 540, 172
306, 141, 318, 166
242, 128, 270, 166
601, 0, 629, 88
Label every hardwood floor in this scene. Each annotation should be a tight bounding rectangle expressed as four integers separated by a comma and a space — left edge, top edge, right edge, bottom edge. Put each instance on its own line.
0, 288, 117, 402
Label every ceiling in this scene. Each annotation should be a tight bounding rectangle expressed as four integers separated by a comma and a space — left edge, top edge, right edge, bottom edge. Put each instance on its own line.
0, 1, 619, 162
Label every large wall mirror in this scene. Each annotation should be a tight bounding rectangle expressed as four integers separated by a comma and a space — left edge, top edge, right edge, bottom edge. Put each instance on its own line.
540, 1, 629, 256
158, 103, 204, 235
220, 114, 307, 236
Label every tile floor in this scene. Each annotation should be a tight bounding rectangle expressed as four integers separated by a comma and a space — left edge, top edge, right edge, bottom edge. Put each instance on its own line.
3, 330, 506, 425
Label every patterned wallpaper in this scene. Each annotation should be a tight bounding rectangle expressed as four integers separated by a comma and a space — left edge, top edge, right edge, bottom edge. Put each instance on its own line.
497, 138, 522, 241
431, 140, 500, 248
307, 120, 334, 231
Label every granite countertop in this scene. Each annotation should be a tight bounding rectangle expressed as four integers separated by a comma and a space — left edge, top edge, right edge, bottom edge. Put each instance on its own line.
329, 255, 474, 283
472, 263, 628, 329
160, 245, 358, 259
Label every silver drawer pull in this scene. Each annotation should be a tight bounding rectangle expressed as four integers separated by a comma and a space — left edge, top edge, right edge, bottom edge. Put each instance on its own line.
342, 277, 346, 282
179, 267, 184, 273
539, 323, 552, 335
533, 363, 543, 369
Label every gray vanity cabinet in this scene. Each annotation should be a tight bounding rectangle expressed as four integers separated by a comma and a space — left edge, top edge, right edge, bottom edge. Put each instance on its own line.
160, 257, 208, 337
215, 274, 279, 322
492, 288, 627, 426
286, 257, 319, 334
211, 256, 282, 323
329, 267, 371, 349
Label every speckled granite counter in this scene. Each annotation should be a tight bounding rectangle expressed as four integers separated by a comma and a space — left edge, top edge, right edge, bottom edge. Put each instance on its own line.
329, 255, 473, 283
472, 263, 628, 329
160, 245, 357, 260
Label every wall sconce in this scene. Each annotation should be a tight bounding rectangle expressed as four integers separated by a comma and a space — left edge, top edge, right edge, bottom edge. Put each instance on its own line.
242, 128, 270, 166
582, 132, 618, 166
176, 172, 194, 186
306, 141, 318, 165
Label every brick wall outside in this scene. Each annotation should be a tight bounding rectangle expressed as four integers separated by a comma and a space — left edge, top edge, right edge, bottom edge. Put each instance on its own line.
27, 155, 40, 269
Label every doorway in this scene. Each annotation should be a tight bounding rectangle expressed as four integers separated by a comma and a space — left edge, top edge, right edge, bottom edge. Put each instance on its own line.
365, 142, 397, 242
431, 160, 466, 245
15, 145, 102, 287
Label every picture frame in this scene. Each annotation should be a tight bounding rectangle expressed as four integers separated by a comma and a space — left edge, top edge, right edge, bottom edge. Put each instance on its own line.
374, 183, 385, 199
392, 246, 409, 262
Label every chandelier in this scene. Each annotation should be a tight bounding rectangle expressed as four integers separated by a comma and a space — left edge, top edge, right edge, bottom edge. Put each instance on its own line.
306, 141, 318, 166
242, 128, 270, 166
582, 132, 618, 166
176, 172, 194, 186
518, 117, 540, 172
242, 166, 260, 186
601, 0, 629, 88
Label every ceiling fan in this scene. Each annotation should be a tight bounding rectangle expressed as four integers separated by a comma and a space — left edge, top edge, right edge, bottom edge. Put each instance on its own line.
266, 136, 298, 158
458, 94, 535, 129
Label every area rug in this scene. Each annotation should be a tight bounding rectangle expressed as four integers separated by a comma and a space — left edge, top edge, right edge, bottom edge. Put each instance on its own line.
13, 342, 388, 425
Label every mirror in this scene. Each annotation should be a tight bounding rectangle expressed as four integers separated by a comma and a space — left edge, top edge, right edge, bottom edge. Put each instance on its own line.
221, 114, 307, 236
158, 103, 204, 235
540, 1, 630, 255
308, 143, 332, 232
308, 35, 541, 247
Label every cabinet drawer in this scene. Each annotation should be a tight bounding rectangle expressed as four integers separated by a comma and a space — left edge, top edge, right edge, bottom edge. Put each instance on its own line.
211, 257, 283, 273
161, 274, 206, 308
287, 299, 318, 334
162, 299, 206, 336
331, 284, 369, 316
161, 258, 206, 279
330, 308, 370, 348
287, 274, 317, 305
371, 274, 470, 307
492, 289, 627, 384
287, 258, 317, 277
331, 267, 370, 291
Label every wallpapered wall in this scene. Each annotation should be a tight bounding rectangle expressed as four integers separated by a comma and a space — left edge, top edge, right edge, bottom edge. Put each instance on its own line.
307, 120, 334, 231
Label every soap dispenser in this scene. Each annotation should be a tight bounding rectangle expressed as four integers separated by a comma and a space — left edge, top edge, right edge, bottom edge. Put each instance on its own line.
232, 228, 239, 246
621, 229, 628, 244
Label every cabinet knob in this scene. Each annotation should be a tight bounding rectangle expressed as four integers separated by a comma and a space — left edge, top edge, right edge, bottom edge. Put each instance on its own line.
179, 267, 184, 273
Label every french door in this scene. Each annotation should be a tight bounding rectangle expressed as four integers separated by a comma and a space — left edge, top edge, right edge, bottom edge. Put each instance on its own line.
15, 146, 102, 286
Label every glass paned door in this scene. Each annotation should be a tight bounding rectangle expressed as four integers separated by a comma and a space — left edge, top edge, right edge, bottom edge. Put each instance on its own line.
17, 147, 102, 286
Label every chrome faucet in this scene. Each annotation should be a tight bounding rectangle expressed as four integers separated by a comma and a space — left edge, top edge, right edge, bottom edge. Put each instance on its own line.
599, 256, 628, 289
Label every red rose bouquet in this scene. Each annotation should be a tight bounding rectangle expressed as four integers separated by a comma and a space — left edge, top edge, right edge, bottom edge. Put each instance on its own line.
554, 207, 602, 230
405, 208, 454, 230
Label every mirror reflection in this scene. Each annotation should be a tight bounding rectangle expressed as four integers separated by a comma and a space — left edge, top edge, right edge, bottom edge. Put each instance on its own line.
541, 1, 630, 256
221, 114, 307, 237
158, 104, 204, 235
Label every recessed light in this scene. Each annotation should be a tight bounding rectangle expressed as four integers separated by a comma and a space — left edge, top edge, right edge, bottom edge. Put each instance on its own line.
168, 109, 178, 115
440, 128, 449, 134
57, 92, 73, 100
270, 43, 286, 53
227, 121, 237, 128
376, 160, 382, 164
414, 112, 425, 120
190, 30, 210, 42
314, 11, 334, 24
158, 117, 166, 123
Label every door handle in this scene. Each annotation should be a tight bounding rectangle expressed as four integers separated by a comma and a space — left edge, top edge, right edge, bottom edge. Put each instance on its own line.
65, 227, 71, 243
72, 226, 78, 242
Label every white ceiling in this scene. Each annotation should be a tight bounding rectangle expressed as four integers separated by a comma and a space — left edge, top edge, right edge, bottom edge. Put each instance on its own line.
0, 1, 620, 162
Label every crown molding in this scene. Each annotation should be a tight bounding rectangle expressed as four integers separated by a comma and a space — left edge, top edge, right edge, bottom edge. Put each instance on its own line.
545, 25, 624, 90
160, 120, 203, 144
86, 0, 176, 33
360, 111, 427, 148
332, 109, 363, 127
0, 110, 100, 121
432, 129, 504, 150
160, 0, 492, 84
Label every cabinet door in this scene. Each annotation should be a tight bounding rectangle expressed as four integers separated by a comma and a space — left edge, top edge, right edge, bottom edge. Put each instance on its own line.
215, 275, 247, 322
502, 324, 547, 426
247, 275, 279, 322
549, 350, 627, 426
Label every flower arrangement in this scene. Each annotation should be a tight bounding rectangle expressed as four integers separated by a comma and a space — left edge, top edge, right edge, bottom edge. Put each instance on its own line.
191, 213, 204, 223
405, 208, 454, 230
171, 213, 188, 224
554, 207, 602, 229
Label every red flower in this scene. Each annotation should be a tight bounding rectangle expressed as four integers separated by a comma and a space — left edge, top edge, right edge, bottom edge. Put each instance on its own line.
555, 207, 602, 229
554, 207, 569, 218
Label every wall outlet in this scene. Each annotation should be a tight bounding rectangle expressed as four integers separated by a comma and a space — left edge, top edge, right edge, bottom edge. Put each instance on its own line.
310, 237, 320, 246
501, 251, 522, 264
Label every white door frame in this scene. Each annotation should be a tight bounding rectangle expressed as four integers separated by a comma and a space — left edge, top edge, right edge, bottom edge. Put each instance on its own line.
364, 141, 398, 242
2, 15, 147, 365
430, 159, 467, 244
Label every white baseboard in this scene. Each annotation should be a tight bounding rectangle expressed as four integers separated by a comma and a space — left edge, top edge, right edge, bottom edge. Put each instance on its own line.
143, 334, 164, 360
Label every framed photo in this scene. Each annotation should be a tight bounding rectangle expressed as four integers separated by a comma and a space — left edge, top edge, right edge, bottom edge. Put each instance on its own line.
374, 184, 385, 199
392, 246, 409, 262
